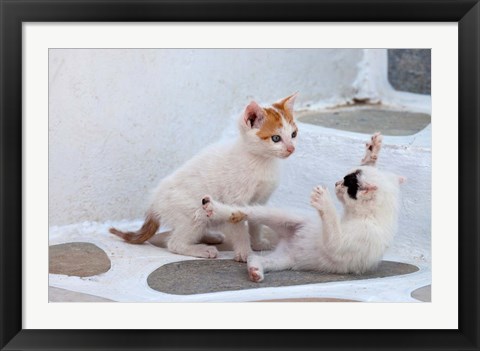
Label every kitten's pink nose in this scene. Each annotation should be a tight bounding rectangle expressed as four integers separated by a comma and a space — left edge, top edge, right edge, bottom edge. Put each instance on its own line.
286, 145, 295, 153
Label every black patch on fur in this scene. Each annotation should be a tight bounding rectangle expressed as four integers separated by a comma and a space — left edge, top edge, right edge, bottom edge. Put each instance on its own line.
344, 170, 361, 199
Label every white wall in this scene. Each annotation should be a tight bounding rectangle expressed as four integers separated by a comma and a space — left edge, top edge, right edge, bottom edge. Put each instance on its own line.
49, 48, 364, 225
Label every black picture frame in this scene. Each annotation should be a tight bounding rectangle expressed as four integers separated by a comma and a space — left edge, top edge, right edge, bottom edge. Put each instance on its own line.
1, 1, 479, 350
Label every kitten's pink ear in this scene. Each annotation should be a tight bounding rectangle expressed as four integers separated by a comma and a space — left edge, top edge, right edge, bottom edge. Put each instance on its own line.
274, 92, 298, 114
360, 183, 377, 194
398, 176, 406, 184
243, 101, 265, 129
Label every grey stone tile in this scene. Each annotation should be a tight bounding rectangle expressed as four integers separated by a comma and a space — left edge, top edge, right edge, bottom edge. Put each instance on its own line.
49, 242, 111, 277
147, 259, 419, 295
298, 108, 431, 136
411, 285, 431, 302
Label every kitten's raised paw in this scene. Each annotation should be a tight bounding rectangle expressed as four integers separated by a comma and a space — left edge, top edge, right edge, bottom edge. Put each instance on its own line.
371, 131, 383, 144
362, 132, 383, 166
367, 133, 382, 154
248, 266, 264, 282
310, 185, 327, 209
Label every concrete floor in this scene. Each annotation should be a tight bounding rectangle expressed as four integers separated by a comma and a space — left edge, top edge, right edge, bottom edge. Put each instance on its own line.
48, 223, 431, 303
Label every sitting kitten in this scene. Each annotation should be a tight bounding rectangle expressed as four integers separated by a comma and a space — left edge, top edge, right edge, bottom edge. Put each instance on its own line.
110, 94, 299, 262
201, 133, 404, 281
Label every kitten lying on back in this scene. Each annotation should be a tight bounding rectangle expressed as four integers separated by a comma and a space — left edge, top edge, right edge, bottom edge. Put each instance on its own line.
110, 94, 299, 261
201, 133, 404, 281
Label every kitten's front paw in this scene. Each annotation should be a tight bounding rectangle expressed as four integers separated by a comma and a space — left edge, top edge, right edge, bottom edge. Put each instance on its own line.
248, 266, 264, 282
199, 245, 219, 259
234, 249, 251, 263
310, 185, 329, 212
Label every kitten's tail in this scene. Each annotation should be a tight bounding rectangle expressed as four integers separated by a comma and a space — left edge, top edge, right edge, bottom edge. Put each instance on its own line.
109, 212, 160, 244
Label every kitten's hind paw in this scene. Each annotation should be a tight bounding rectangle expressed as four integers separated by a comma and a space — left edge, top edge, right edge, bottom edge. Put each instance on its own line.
201, 195, 214, 217
248, 266, 264, 282
201, 195, 211, 205
201, 196, 247, 224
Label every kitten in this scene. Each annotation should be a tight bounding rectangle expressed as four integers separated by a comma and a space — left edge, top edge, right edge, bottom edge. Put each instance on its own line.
110, 94, 299, 262
201, 133, 404, 281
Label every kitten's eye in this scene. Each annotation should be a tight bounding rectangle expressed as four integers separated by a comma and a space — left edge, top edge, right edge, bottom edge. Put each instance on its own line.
271, 135, 281, 143
291, 130, 297, 138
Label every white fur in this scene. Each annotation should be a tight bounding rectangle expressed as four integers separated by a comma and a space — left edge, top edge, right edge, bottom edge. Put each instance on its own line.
115, 95, 298, 261
202, 133, 404, 281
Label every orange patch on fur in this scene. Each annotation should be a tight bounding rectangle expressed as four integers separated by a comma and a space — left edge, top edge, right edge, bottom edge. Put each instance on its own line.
273, 96, 295, 123
256, 107, 284, 140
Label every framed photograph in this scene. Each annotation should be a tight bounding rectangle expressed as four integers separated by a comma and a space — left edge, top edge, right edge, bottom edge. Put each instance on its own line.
1, 0, 479, 350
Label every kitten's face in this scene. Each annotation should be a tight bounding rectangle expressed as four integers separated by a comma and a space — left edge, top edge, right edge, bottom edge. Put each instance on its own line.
335, 166, 403, 212
335, 166, 385, 206
239, 94, 298, 158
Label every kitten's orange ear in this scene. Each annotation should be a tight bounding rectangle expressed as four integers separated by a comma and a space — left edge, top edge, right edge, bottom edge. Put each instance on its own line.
243, 101, 265, 129
274, 92, 298, 114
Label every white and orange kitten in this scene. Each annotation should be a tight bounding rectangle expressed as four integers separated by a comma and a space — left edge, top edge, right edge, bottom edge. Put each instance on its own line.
110, 94, 299, 261
202, 133, 404, 281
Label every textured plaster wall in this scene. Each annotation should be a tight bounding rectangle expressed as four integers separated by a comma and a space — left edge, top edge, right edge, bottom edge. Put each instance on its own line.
49, 48, 364, 225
